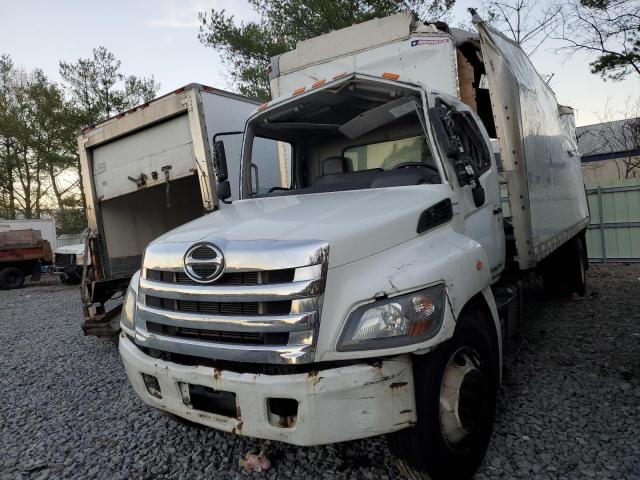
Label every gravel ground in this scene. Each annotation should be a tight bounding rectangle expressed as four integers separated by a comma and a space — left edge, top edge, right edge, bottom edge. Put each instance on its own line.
1, 266, 639, 480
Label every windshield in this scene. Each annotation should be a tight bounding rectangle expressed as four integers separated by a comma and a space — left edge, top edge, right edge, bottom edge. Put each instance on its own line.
241, 79, 441, 198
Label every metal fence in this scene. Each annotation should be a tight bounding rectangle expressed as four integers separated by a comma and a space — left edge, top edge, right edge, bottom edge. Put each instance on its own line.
56, 234, 84, 247
500, 178, 640, 263
585, 181, 640, 263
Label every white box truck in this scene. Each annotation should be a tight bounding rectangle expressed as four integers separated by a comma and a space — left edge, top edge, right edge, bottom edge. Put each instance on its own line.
118, 13, 590, 479
78, 84, 278, 336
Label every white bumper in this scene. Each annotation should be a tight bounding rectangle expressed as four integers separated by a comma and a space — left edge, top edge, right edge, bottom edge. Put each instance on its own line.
120, 334, 416, 446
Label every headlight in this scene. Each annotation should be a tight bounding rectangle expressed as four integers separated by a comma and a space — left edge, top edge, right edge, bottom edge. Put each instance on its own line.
120, 271, 140, 332
337, 284, 446, 351
120, 287, 136, 331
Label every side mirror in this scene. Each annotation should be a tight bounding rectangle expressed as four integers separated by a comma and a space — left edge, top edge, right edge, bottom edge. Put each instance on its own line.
213, 140, 228, 182
472, 182, 485, 207
217, 180, 231, 203
427, 106, 459, 158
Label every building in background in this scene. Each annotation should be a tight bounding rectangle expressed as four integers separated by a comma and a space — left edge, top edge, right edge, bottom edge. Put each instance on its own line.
578, 118, 640, 185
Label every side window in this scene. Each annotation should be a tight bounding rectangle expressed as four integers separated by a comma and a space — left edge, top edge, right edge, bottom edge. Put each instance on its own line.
451, 112, 492, 175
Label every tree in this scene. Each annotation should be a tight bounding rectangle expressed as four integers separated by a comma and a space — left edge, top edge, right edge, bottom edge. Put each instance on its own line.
553, 0, 640, 80
59, 46, 160, 124
482, 0, 562, 55
198, 0, 455, 100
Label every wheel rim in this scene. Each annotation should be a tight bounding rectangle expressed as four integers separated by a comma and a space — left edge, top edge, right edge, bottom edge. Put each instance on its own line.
439, 347, 487, 451
7, 272, 18, 285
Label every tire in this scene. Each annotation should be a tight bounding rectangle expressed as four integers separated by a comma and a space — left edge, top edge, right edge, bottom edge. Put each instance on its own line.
388, 310, 499, 480
541, 236, 587, 297
60, 273, 81, 285
0, 267, 26, 290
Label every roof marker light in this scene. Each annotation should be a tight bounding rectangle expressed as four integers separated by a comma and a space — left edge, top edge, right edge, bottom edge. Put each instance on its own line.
312, 79, 326, 88
292, 86, 306, 96
202, 85, 215, 92
382, 72, 400, 80
174, 87, 186, 94
257, 102, 269, 111
332, 72, 348, 80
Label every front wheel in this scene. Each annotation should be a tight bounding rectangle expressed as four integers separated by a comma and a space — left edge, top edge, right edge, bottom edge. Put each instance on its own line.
388, 312, 499, 480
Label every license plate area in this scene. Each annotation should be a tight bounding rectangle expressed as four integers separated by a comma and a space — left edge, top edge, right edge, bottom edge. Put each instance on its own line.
180, 382, 238, 418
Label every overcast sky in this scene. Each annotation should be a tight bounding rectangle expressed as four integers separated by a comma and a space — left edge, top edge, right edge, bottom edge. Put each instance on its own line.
1, 0, 638, 126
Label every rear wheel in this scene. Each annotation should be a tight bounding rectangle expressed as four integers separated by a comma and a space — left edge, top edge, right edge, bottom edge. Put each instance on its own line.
0, 267, 26, 290
541, 236, 587, 297
388, 311, 499, 480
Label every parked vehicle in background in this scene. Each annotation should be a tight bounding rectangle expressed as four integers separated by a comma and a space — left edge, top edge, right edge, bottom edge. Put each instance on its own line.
50, 242, 90, 285
118, 13, 590, 480
0, 219, 57, 249
0, 229, 53, 289
78, 84, 278, 337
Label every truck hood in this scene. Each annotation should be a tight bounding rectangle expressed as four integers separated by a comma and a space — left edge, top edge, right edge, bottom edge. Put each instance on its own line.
151, 185, 452, 267
54, 243, 85, 255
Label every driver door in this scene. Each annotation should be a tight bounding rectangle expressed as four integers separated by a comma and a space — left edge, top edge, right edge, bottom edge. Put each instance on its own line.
434, 95, 505, 281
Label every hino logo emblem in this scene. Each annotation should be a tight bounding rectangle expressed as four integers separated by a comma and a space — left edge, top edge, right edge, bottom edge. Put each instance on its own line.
183, 243, 225, 283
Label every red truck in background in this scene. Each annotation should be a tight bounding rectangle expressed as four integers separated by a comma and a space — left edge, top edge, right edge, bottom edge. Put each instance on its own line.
0, 229, 53, 289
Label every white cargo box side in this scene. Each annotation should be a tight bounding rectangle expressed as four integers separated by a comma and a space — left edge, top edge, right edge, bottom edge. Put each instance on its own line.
92, 114, 196, 201
270, 12, 458, 99
477, 23, 590, 269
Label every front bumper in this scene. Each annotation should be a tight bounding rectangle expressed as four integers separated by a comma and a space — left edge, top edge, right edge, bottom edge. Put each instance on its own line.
119, 334, 416, 446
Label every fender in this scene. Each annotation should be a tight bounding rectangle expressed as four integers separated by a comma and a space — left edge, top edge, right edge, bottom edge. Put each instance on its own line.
318, 225, 494, 362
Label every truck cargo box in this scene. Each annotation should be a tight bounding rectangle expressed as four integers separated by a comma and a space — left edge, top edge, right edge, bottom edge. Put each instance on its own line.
79, 84, 279, 334
269, 13, 589, 270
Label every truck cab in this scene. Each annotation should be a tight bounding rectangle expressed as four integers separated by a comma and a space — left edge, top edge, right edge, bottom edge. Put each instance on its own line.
119, 13, 589, 479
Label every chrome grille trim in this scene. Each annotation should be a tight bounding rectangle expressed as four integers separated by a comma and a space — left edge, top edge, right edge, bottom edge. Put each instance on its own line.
143, 239, 329, 273
138, 304, 314, 333
139, 276, 324, 303
134, 327, 315, 364
137, 239, 328, 364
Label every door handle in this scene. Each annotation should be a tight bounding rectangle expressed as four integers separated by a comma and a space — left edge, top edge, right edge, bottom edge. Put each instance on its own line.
493, 207, 502, 215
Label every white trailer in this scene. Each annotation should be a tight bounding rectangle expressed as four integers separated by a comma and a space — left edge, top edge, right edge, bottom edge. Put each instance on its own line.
0, 219, 57, 249
79, 84, 278, 336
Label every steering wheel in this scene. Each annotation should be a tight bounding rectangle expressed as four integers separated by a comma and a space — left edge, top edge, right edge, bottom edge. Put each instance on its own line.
392, 162, 440, 174
268, 186, 290, 193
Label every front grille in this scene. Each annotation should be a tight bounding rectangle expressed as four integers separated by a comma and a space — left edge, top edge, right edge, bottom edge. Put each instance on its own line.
146, 269, 294, 286
190, 245, 217, 259
146, 321, 289, 346
146, 295, 291, 315
55, 253, 75, 266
